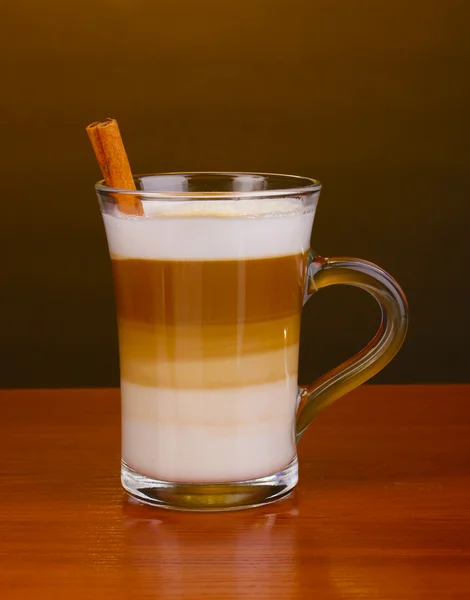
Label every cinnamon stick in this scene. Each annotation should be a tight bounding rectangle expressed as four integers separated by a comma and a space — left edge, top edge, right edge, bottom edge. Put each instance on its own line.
86, 118, 143, 215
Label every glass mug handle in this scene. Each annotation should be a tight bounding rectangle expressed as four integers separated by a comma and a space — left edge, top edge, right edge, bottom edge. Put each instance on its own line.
296, 251, 409, 441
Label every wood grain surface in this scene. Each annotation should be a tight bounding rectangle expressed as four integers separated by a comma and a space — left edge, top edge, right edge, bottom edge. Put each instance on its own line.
1, 385, 469, 599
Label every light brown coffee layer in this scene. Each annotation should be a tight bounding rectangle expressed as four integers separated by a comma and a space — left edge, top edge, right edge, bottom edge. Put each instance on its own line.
117, 313, 300, 359
120, 345, 299, 389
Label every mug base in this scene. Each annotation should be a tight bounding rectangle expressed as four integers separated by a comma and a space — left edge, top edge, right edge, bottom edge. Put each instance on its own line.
121, 457, 298, 512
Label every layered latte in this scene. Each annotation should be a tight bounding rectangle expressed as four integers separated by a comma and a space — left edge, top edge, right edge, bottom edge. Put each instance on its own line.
102, 199, 315, 482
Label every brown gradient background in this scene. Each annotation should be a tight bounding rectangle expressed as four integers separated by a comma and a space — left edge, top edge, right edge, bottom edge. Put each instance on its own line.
0, 1, 468, 388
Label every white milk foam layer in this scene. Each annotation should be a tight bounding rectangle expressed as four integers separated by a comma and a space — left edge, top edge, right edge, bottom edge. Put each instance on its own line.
121, 378, 299, 482
102, 198, 315, 260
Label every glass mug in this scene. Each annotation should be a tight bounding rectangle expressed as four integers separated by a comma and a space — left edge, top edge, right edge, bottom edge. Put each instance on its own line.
96, 173, 408, 511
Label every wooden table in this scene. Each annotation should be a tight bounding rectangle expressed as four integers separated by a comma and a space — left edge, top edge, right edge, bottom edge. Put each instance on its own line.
1, 385, 469, 599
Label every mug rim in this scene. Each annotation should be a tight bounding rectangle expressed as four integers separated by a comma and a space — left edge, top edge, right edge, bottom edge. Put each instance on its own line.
95, 171, 322, 199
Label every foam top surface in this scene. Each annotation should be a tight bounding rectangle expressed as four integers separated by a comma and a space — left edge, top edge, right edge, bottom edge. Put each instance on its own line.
102, 199, 315, 260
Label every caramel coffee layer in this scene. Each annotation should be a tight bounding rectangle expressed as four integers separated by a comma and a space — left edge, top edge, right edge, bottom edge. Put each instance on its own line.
111, 254, 307, 326
117, 313, 300, 360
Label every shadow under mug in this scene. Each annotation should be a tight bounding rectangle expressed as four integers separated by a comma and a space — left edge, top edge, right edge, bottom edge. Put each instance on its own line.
96, 172, 408, 510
